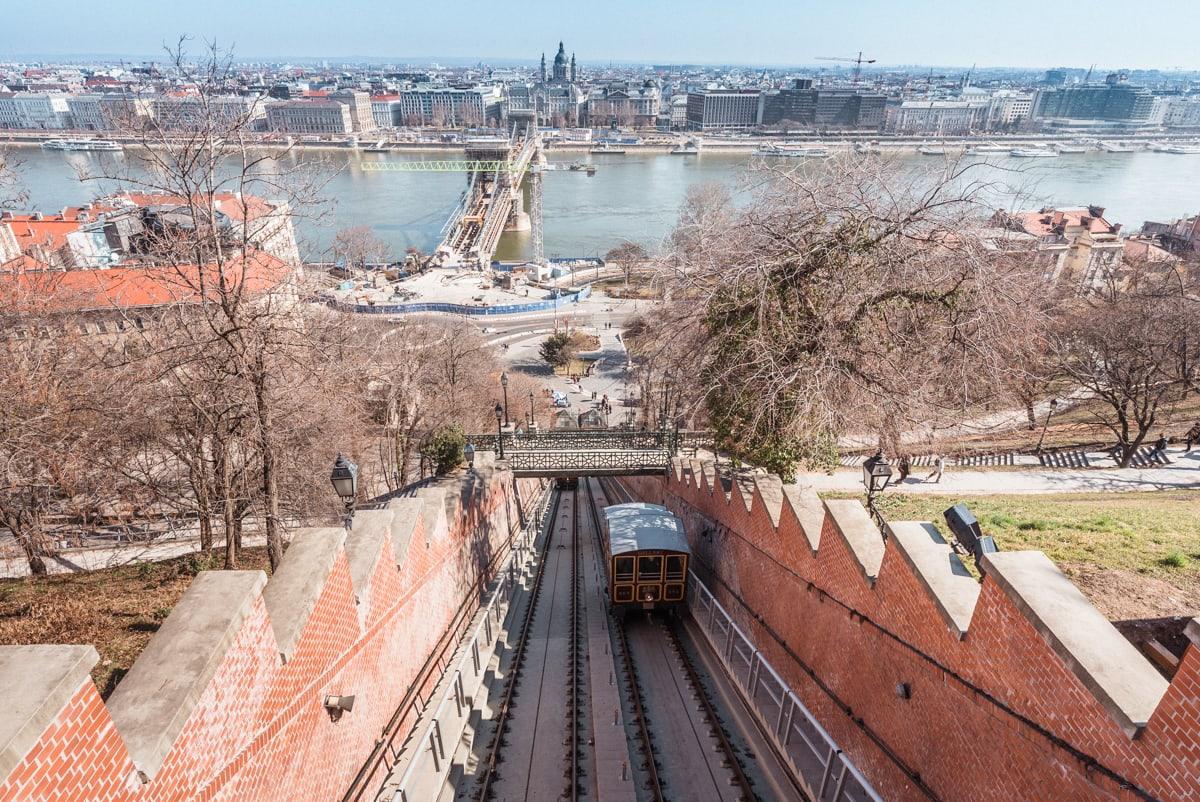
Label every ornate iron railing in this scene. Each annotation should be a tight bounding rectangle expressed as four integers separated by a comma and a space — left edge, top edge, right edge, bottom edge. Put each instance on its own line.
466, 429, 682, 452
504, 449, 671, 476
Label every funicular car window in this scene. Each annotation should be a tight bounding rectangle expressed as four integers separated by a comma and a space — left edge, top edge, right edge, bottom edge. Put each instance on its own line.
637, 555, 662, 579
665, 555, 685, 580
615, 556, 634, 581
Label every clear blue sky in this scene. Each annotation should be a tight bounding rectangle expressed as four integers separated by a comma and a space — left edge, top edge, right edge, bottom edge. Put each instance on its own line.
3, 0, 1197, 70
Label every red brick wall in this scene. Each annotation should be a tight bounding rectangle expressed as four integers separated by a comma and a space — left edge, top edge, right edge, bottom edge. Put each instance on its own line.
0, 473, 544, 802
619, 470, 1200, 802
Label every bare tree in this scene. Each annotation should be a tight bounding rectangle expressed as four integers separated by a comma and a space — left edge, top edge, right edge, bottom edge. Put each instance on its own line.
645, 154, 1047, 477
604, 241, 648, 288
1052, 277, 1187, 466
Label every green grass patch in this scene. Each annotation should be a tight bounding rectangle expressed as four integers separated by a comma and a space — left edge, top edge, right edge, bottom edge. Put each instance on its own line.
822, 490, 1200, 581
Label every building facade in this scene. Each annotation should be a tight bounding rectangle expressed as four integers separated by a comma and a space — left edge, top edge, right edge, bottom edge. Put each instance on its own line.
0, 92, 71, 129
265, 99, 353, 134
330, 90, 376, 133
397, 86, 499, 126
586, 81, 662, 127
686, 90, 762, 130
885, 99, 988, 135
1033, 74, 1155, 122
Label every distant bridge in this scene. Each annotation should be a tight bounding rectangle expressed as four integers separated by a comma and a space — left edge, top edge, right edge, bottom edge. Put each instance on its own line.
466, 429, 714, 477
360, 124, 541, 269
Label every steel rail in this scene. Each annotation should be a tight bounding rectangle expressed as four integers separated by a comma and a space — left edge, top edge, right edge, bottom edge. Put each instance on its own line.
475, 487, 563, 801
569, 488, 581, 801
581, 479, 665, 802
664, 620, 758, 801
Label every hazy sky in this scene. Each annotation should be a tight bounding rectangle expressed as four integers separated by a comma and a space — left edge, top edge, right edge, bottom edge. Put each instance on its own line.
4, 0, 1198, 70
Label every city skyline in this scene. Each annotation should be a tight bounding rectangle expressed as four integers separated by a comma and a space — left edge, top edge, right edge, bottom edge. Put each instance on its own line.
3, 0, 1199, 71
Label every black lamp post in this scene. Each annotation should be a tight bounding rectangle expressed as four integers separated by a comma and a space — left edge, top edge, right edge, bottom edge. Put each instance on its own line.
500, 371, 510, 425
528, 390, 535, 427
494, 403, 505, 459
862, 450, 892, 526
465, 443, 476, 473
1036, 398, 1059, 454
330, 453, 359, 529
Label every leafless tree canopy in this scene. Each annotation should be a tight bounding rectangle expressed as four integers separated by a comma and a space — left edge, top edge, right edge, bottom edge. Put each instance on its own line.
640, 154, 1051, 475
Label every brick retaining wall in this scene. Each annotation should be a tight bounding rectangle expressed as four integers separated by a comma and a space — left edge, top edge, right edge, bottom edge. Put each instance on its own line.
0, 461, 544, 802
619, 461, 1200, 802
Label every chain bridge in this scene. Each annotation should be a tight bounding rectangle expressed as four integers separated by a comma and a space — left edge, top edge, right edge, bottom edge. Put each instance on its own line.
464, 429, 714, 477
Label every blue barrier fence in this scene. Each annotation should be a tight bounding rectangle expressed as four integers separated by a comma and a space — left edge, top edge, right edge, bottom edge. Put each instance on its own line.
334, 285, 592, 316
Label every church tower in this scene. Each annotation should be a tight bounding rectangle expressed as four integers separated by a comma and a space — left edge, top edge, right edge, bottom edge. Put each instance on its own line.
570, 53, 576, 83
539, 52, 546, 83
552, 41, 568, 83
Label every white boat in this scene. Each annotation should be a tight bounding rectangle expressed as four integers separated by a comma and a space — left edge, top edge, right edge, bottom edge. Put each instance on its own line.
917, 145, 948, 156
853, 142, 882, 154
1099, 141, 1138, 153
41, 138, 122, 152
966, 142, 1009, 154
670, 140, 700, 155
1052, 143, 1088, 153
757, 143, 828, 158
1162, 144, 1200, 155
1009, 147, 1058, 158
362, 139, 389, 153
589, 143, 626, 154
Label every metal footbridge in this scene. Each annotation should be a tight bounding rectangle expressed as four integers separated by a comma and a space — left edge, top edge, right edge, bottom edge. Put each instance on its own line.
361, 123, 541, 269
465, 429, 714, 477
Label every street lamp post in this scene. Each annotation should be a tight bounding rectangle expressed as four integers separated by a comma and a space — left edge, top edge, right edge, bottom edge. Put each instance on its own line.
528, 390, 535, 428
465, 443, 476, 474
861, 450, 893, 528
329, 453, 359, 530
494, 403, 505, 459
500, 371, 510, 425
1036, 398, 1059, 454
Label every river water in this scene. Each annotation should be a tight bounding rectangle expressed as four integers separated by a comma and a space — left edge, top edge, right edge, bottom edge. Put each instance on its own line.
8, 146, 1200, 262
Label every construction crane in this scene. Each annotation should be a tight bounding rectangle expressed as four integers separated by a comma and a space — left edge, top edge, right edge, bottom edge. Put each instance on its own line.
814, 51, 876, 82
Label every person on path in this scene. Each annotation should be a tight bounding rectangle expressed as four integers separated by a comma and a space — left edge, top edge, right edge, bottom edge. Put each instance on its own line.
925, 454, 945, 483
1152, 435, 1169, 459
897, 455, 912, 484
1185, 422, 1200, 452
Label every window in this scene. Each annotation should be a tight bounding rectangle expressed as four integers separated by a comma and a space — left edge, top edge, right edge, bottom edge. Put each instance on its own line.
614, 584, 634, 603
637, 555, 662, 580
664, 583, 684, 601
665, 555, 685, 581
614, 556, 634, 582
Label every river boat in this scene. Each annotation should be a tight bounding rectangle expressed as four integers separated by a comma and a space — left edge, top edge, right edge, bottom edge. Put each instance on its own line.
757, 143, 828, 158
41, 138, 122, 152
1052, 143, 1088, 153
670, 140, 700, 155
853, 142, 882, 154
1162, 144, 1200, 155
965, 142, 1009, 153
917, 144, 948, 156
1010, 147, 1058, 158
362, 139, 389, 153
589, 143, 626, 154
1099, 141, 1138, 153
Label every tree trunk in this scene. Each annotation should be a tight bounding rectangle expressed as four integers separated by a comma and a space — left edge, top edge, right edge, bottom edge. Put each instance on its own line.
217, 435, 237, 569
1024, 400, 1037, 430
253, 365, 283, 571
191, 451, 213, 552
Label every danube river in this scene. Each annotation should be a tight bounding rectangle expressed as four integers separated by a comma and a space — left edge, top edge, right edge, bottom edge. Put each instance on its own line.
8, 146, 1200, 261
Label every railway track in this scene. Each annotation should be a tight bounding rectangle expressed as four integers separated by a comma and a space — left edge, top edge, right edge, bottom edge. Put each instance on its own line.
474, 486, 565, 801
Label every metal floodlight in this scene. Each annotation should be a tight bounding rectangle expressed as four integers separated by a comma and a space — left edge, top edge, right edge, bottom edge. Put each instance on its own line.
500, 371, 509, 388
323, 694, 355, 721
862, 450, 892, 494
329, 454, 358, 505
494, 403, 503, 422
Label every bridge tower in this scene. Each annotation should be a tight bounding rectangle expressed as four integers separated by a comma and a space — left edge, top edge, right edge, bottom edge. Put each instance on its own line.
529, 148, 546, 266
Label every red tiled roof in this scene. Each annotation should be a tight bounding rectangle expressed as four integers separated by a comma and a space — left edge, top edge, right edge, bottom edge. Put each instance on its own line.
1014, 208, 1117, 237
0, 250, 294, 314
4, 214, 85, 252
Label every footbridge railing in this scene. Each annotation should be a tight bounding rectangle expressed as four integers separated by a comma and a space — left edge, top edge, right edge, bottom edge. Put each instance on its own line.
464, 429, 714, 477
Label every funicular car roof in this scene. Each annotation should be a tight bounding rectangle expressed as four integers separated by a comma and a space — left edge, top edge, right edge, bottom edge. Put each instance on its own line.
603, 503, 690, 558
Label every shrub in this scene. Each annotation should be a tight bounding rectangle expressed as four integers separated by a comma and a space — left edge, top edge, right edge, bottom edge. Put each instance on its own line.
1161, 551, 1188, 569
422, 425, 466, 475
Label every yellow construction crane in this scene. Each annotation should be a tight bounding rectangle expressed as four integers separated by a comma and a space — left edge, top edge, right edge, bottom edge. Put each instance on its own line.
814, 51, 876, 82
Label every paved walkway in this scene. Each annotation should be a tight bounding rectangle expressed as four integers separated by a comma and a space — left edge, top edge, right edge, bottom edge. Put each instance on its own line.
794, 448, 1200, 495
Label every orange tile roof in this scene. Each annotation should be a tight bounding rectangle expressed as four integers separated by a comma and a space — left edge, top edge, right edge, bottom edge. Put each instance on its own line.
0, 250, 294, 314
5, 214, 85, 252
1014, 208, 1117, 237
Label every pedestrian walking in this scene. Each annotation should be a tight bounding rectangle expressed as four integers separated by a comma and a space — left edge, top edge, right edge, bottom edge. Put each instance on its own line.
897, 454, 912, 484
1185, 421, 1200, 452
925, 454, 945, 483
